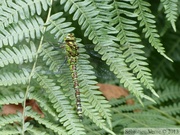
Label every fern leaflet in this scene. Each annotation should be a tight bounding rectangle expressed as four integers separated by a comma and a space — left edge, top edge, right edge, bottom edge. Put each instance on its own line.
160, 0, 178, 31
131, 0, 172, 61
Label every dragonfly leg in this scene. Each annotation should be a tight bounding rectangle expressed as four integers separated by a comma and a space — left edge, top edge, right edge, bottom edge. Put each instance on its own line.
58, 57, 67, 72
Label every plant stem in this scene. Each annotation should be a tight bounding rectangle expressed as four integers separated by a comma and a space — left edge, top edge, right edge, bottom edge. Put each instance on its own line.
21, 0, 53, 134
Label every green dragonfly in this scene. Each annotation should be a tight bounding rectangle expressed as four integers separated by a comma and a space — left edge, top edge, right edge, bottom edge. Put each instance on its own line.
36, 34, 115, 120
43, 33, 83, 120
64, 33, 83, 120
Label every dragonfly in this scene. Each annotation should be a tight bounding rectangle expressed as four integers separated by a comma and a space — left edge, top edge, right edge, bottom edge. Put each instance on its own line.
64, 33, 83, 120
35, 33, 116, 120
44, 33, 83, 120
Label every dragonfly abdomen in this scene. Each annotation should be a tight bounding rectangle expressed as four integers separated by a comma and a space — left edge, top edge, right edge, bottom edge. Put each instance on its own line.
72, 66, 83, 120
64, 33, 83, 120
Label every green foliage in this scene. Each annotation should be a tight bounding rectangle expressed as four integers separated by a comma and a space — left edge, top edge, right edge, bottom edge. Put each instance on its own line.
0, 0, 180, 134
160, 0, 178, 31
109, 78, 180, 134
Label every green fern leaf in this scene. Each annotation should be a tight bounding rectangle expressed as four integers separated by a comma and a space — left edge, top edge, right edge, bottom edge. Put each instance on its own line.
82, 103, 115, 135
0, 16, 43, 47
0, 92, 24, 105
160, 103, 180, 115
0, 42, 36, 67
110, 0, 158, 98
33, 67, 85, 135
39, 42, 62, 72
27, 127, 47, 135
0, 68, 30, 86
160, 0, 178, 31
0, 0, 50, 26
98, 40, 155, 104
0, 114, 21, 128
29, 87, 57, 117
151, 31, 180, 76
110, 77, 180, 131
60, 0, 100, 39
26, 108, 68, 135
46, 12, 75, 41
122, 44, 158, 97
0, 127, 20, 135
154, 78, 180, 103
61, 0, 153, 104
131, 0, 172, 61
78, 43, 112, 129
112, 104, 178, 128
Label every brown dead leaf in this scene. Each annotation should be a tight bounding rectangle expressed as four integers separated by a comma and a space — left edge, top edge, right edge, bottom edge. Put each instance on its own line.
1, 99, 44, 121
97, 83, 134, 105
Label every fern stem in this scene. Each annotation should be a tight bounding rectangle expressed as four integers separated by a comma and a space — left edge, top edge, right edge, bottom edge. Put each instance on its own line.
149, 105, 180, 124
21, 0, 54, 134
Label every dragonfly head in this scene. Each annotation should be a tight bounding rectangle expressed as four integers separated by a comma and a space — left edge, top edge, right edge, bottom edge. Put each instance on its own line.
65, 33, 75, 42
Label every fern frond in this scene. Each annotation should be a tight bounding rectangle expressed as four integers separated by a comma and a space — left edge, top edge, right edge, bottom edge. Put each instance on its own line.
0, 114, 21, 128
77, 43, 112, 129
122, 44, 158, 97
0, 16, 43, 47
111, 0, 138, 45
159, 103, 180, 116
0, 126, 20, 135
26, 108, 68, 135
61, 0, 149, 104
60, 0, 156, 103
122, 112, 177, 127
0, 42, 36, 67
154, 78, 180, 103
0, 130, 20, 135
26, 127, 47, 135
83, 103, 116, 135
151, 30, 180, 77
39, 42, 62, 72
131, 0, 172, 61
46, 12, 75, 41
0, 0, 50, 27
112, 100, 152, 113
91, 0, 112, 17
29, 88, 57, 117
110, 78, 180, 132
33, 67, 85, 135
0, 92, 24, 105
100, 41, 155, 103
60, 0, 101, 41
111, 104, 179, 129
83, 118, 105, 135
160, 0, 178, 31
110, 95, 134, 107
0, 68, 30, 86
110, 0, 157, 97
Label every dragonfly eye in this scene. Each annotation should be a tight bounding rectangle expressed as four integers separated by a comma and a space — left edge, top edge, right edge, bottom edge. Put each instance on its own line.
65, 33, 76, 41
67, 33, 74, 37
